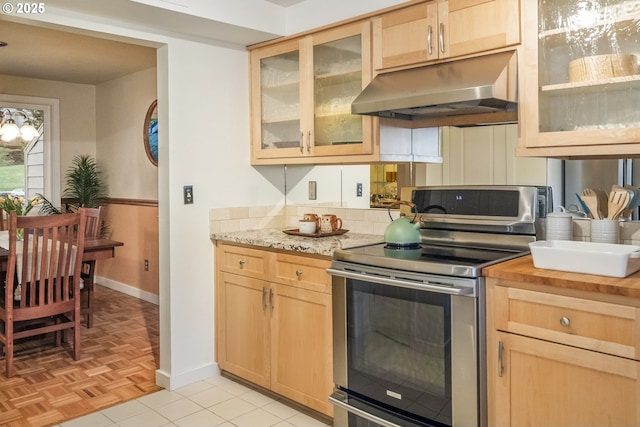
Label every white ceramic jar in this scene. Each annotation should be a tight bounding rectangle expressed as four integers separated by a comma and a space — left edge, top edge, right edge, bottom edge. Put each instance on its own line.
545, 206, 573, 241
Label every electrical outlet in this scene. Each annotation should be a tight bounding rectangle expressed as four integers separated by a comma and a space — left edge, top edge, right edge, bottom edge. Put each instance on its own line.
183, 185, 193, 204
356, 183, 363, 197
309, 181, 317, 200
144, 259, 149, 271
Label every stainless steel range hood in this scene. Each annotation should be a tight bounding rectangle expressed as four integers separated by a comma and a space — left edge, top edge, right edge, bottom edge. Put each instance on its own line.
352, 50, 518, 121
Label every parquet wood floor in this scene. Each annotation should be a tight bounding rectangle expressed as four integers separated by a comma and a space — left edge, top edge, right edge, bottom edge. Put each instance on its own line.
0, 285, 161, 427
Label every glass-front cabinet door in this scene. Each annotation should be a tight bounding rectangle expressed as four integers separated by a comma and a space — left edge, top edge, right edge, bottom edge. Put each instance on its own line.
250, 22, 374, 164
309, 23, 373, 158
520, 0, 640, 156
250, 39, 303, 161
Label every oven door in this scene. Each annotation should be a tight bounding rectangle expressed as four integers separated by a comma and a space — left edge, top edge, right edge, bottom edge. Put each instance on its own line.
329, 264, 481, 427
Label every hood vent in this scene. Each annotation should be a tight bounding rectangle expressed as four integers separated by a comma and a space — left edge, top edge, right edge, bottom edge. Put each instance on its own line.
352, 51, 518, 121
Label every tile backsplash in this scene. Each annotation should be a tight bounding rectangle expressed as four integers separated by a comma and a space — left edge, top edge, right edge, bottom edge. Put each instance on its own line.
209, 204, 401, 236
210, 206, 640, 244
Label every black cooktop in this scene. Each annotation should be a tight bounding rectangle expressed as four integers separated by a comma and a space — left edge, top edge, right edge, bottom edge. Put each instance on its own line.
333, 242, 528, 278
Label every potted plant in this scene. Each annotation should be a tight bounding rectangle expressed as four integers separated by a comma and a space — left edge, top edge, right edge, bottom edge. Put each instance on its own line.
63, 154, 107, 211
39, 154, 107, 215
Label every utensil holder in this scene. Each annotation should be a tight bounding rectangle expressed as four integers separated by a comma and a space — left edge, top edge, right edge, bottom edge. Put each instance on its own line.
590, 219, 619, 244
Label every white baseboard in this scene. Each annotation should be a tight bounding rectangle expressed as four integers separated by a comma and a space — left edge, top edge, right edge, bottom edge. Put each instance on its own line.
95, 276, 159, 305
96, 278, 220, 390
156, 363, 220, 390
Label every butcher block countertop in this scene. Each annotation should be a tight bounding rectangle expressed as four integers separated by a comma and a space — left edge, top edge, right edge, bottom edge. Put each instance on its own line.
484, 255, 640, 302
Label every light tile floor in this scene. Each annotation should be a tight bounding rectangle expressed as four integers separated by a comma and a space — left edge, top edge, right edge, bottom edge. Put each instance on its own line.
54, 375, 333, 427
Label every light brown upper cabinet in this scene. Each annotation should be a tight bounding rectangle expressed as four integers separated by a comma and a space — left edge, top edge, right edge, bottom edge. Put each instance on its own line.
518, 0, 640, 157
373, 0, 521, 71
249, 22, 376, 165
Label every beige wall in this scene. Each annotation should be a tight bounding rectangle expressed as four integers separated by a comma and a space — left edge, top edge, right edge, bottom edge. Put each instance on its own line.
96, 67, 158, 200
419, 125, 549, 186
94, 67, 159, 296
98, 203, 159, 295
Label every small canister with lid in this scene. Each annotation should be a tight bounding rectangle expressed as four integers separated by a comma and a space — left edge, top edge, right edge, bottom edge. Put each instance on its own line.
545, 206, 573, 241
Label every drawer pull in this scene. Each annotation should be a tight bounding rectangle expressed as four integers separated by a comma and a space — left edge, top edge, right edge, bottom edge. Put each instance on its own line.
498, 341, 504, 377
238, 260, 245, 268
295, 269, 303, 277
560, 316, 571, 327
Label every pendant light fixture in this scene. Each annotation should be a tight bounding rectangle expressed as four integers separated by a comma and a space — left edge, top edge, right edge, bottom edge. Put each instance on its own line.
0, 109, 40, 142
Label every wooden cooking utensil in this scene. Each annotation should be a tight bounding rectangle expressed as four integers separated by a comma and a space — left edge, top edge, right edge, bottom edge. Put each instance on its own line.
608, 188, 630, 220
581, 188, 601, 219
594, 188, 609, 219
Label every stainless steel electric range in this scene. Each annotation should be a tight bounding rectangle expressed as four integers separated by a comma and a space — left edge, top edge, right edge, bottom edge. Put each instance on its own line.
328, 185, 551, 427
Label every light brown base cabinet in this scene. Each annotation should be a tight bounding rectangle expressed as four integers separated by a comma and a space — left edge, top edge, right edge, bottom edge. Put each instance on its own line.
215, 242, 333, 417
486, 278, 640, 426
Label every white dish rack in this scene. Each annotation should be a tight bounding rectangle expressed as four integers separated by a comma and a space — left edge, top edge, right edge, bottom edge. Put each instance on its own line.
529, 240, 640, 278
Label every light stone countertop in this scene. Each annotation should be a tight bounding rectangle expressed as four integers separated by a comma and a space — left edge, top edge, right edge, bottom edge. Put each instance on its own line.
211, 227, 383, 257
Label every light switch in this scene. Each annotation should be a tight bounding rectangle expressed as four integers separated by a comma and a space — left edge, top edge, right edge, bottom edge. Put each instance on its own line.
309, 181, 317, 200
183, 185, 193, 204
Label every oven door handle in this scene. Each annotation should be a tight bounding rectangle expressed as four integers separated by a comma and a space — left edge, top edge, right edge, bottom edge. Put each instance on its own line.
327, 268, 474, 296
329, 391, 404, 427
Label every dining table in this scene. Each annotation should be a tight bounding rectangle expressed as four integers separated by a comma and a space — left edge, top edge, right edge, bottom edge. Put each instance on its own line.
0, 230, 124, 264
0, 230, 124, 327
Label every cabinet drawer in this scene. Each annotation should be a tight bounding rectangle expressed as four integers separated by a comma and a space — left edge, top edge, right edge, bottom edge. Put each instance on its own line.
273, 252, 331, 294
494, 285, 640, 360
217, 243, 270, 280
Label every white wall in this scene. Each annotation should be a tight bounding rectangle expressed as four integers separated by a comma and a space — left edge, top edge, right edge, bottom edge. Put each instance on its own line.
160, 38, 285, 386
286, 164, 371, 209
285, 0, 407, 34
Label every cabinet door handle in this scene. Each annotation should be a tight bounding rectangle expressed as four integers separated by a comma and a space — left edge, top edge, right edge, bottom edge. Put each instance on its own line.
295, 269, 303, 277
439, 22, 445, 54
498, 340, 504, 377
560, 316, 571, 327
306, 130, 311, 153
238, 260, 245, 268
262, 287, 267, 310
427, 25, 433, 55
269, 288, 274, 309
300, 131, 304, 153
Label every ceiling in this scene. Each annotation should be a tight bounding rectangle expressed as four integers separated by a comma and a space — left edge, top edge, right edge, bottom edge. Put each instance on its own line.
0, 20, 157, 85
0, 0, 308, 85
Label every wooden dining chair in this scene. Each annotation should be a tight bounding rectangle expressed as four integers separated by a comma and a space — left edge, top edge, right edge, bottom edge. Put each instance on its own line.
81, 207, 101, 328
0, 209, 87, 377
